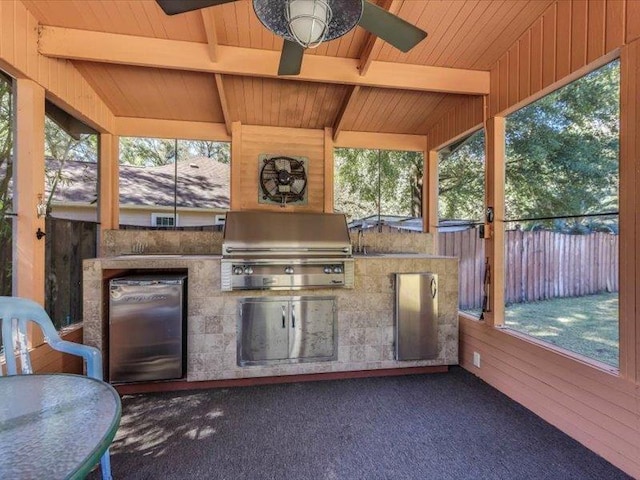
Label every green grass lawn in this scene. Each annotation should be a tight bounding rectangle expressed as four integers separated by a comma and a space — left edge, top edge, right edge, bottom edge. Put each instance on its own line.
503, 292, 619, 367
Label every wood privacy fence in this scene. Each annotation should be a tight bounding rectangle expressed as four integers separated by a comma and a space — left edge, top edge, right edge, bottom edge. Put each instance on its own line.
439, 229, 619, 310
0, 217, 97, 329
44, 218, 98, 329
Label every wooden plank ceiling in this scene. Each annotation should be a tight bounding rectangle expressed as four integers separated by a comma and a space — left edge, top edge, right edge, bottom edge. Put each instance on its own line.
22, 0, 554, 136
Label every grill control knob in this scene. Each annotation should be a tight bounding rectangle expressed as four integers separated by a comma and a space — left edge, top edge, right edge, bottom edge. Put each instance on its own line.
233, 266, 244, 275
244, 266, 253, 275
284, 266, 294, 274
332, 266, 343, 274
323, 266, 332, 274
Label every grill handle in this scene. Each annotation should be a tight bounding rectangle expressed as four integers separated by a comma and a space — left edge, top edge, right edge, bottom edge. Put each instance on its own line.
224, 247, 351, 254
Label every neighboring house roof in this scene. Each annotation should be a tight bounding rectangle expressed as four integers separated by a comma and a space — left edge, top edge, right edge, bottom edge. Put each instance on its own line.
47, 157, 230, 209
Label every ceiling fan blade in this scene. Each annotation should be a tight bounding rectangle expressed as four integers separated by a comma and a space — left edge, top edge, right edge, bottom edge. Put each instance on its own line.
278, 40, 305, 76
155, 0, 238, 16
358, 1, 428, 53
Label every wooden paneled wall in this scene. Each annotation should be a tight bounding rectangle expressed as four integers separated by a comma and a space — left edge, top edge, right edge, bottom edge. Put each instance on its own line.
29, 326, 84, 374
0, 0, 113, 132
460, 318, 640, 476
426, 96, 484, 151
489, 0, 624, 118
232, 124, 326, 212
425, 1, 640, 477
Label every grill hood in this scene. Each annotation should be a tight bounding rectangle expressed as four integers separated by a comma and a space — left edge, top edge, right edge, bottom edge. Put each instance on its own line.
222, 211, 352, 257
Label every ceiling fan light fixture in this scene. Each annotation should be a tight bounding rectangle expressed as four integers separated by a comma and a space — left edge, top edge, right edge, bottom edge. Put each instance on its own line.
285, 0, 332, 49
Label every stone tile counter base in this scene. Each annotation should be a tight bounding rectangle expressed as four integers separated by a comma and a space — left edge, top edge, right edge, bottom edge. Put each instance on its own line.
83, 254, 458, 383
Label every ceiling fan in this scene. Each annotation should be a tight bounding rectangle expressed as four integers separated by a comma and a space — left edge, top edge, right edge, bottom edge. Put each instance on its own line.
155, 0, 427, 76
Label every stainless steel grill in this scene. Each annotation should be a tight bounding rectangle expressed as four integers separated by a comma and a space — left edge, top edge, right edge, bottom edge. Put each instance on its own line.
221, 211, 354, 291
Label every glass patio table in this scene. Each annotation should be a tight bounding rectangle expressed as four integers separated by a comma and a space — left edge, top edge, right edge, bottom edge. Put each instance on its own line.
0, 373, 121, 479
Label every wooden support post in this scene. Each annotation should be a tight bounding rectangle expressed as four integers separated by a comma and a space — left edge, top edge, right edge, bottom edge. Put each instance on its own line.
230, 121, 242, 210
424, 149, 439, 244
98, 133, 119, 253
619, 42, 638, 382
324, 127, 334, 213
13, 79, 45, 304
484, 116, 505, 327
13, 79, 45, 348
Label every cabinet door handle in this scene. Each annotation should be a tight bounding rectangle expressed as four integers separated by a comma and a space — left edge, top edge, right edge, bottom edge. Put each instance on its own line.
282, 305, 286, 328
431, 277, 437, 299
291, 307, 296, 328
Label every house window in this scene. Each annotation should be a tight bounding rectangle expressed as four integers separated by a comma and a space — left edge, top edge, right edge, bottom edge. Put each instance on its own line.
151, 213, 177, 228
334, 148, 423, 230
437, 129, 486, 317
503, 59, 620, 367
119, 138, 230, 230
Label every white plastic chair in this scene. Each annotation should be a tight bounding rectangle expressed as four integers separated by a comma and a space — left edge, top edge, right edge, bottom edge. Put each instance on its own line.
0, 296, 114, 480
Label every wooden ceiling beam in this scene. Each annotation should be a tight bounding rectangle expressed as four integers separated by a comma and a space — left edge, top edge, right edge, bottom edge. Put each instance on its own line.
358, 0, 398, 76
115, 117, 230, 141
38, 26, 490, 95
332, 85, 361, 142
214, 73, 232, 135
200, 8, 219, 62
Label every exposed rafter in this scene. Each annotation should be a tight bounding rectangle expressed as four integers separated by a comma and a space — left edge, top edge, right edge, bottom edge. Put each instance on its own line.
358, 0, 398, 76
214, 73, 232, 135
201, 8, 219, 62
38, 26, 490, 95
332, 85, 361, 142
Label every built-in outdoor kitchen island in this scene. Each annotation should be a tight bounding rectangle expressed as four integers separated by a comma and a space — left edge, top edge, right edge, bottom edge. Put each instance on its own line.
83, 219, 458, 387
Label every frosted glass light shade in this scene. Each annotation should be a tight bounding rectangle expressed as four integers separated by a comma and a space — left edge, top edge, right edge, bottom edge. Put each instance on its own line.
286, 0, 331, 48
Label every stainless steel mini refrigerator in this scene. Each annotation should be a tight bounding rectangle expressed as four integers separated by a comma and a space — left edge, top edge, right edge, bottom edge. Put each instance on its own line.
394, 273, 438, 360
109, 274, 187, 383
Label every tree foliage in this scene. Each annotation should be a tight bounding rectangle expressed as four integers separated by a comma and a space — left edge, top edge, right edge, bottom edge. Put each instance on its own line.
119, 138, 230, 166
505, 59, 619, 223
334, 148, 423, 221
435, 60, 619, 229
438, 129, 485, 221
0, 76, 12, 295
44, 117, 98, 212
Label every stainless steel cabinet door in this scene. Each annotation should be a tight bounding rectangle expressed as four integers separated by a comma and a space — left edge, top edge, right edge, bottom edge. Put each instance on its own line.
290, 298, 336, 360
239, 300, 290, 364
395, 273, 438, 360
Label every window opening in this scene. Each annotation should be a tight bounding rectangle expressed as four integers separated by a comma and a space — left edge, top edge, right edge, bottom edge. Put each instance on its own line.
334, 148, 423, 232
503, 59, 620, 367
43, 110, 98, 330
119, 138, 230, 231
437, 129, 486, 317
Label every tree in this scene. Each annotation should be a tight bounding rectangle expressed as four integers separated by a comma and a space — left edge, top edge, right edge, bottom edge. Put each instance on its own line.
119, 138, 230, 166
334, 148, 423, 221
44, 117, 98, 213
438, 129, 485, 221
435, 60, 619, 230
504, 60, 619, 225
0, 76, 12, 295
183, 140, 230, 163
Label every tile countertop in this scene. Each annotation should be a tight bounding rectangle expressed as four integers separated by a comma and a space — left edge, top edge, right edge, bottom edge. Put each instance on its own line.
83, 254, 459, 383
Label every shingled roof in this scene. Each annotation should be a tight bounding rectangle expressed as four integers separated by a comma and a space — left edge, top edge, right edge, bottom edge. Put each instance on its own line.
47, 157, 230, 209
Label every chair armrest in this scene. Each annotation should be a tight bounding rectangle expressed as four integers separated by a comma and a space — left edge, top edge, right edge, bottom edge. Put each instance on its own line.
48, 338, 104, 381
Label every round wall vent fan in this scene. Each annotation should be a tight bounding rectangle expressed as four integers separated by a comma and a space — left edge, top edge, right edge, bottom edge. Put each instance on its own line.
259, 155, 308, 207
